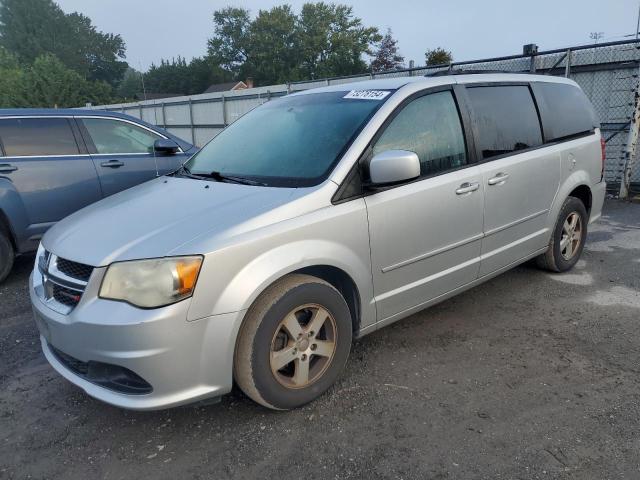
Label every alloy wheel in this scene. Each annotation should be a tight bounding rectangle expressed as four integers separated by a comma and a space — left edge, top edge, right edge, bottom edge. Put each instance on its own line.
560, 212, 583, 260
270, 304, 337, 389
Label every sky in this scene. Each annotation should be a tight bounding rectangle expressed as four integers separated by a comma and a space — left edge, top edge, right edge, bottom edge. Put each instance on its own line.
56, 0, 639, 72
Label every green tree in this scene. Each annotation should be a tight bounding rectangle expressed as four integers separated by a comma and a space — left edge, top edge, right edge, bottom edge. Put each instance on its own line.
370, 28, 404, 72
425, 47, 453, 66
117, 67, 143, 101
22, 54, 113, 107
188, 56, 232, 93
207, 7, 251, 75
296, 3, 381, 80
0, 47, 27, 107
206, 3, 381, 85
0, 51, 114, 108
243, 5, 300, 84
144, 56, 231, 96
0, 0, 127, 86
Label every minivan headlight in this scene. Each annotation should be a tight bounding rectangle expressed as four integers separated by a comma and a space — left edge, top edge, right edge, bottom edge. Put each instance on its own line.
99, 256, 203, 308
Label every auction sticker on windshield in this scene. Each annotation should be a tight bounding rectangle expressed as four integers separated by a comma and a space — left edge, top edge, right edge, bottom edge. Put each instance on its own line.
343, 90, 391, 100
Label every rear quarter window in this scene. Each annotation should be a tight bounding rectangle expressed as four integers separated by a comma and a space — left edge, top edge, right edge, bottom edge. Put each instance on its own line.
0, 117, 80, 157
466, 85, 543, 160
533, 82, 599, 142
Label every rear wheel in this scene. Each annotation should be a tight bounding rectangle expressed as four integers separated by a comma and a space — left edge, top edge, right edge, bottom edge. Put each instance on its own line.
536, 196, 588, 272
234, 274, 352, 410
0, 230, 14, 283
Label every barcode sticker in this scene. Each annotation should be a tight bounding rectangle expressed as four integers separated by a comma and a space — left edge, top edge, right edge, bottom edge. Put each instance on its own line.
343, 90, 391, 100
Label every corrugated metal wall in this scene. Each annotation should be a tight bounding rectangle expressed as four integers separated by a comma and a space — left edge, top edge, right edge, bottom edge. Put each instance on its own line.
91, 40, 640, 194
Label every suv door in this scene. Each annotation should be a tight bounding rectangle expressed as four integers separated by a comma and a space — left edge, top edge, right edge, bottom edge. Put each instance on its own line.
0, 117, 102, 248
464, 84, 560, 276
77, 116, 184, 197
363, 88, 485, 321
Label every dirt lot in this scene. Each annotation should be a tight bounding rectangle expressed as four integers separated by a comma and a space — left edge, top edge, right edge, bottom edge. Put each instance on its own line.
1, 200, 639, 480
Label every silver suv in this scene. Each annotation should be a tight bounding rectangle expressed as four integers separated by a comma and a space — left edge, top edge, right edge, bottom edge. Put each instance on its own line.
30, 74, 605, 410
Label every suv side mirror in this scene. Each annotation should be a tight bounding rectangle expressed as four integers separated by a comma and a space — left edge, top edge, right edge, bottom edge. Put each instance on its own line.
154, 138, 180, 155
368, 150, 420, 186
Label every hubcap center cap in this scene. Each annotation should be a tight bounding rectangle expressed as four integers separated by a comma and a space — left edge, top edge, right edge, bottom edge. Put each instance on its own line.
297, 338, 310, 351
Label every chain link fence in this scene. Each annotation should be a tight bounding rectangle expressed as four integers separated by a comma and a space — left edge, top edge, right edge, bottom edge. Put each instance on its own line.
92, 39, 640, 197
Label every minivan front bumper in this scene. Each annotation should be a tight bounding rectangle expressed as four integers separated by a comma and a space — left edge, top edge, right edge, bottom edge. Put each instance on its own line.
30, 271, 245, 410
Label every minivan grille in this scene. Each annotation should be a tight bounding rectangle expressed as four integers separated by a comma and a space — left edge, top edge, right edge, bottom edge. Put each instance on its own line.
56, 258, 93, 282
52, 284, 82, 307
37, 250, 94, 314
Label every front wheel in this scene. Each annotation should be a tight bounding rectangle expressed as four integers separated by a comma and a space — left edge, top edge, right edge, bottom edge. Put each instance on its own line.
0, 230, 14, 283
537, 196, 588, 272
234, 274, 352, 410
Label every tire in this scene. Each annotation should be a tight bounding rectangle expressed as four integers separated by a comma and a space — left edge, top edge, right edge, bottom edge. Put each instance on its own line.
234, 274, 352, 410
536, 196, 588, 273
0, 229, 14, 283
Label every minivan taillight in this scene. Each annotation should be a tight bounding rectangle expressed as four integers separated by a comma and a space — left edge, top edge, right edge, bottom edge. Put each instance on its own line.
600, 136, 606, 181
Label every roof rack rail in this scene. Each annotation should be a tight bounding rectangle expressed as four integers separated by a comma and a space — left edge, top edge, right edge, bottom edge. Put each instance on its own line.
425, 69, 529, 77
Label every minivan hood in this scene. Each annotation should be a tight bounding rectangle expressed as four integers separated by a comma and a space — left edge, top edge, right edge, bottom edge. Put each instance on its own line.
42, 177, 302, 266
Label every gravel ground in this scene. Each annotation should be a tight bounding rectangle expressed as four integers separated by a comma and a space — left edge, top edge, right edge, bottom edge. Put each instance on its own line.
1, 199, 639, 480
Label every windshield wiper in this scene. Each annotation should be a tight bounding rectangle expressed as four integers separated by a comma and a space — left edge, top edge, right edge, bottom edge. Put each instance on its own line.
172, 164, 206, 180
173, 165, 267, 186
204, 171, 267, 186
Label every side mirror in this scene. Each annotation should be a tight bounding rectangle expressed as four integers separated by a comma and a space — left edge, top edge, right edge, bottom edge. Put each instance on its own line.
368, 150, 420, 186
154, 138, 179, 155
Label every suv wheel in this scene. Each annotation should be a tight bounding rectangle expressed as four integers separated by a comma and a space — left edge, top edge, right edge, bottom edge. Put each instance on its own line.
234, 274, 352, 410
537, 196, 588, 272
0, 230, 14, 283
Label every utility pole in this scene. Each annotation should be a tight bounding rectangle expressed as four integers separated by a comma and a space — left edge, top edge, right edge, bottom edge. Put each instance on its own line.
620, 74, 640, 199
636, 1, 640, 40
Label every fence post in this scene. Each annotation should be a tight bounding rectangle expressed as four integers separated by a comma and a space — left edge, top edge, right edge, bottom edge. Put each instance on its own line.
188, 99, 195, 145
138, 104, 143, 120
161, 102, 166, 128
221, 94, 227, 126
564, 49, 572, 77
620, 77, 640, 199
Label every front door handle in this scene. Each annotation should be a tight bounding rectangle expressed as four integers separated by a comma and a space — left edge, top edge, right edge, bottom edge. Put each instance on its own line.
488, 172, 509, 185
100, 160, 125, 168
0, 163, 18, 173
455, 182, 480, 195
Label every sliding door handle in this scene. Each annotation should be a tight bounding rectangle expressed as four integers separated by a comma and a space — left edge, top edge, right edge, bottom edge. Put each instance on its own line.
488, 172, 509, 185
455, 182, 480, 195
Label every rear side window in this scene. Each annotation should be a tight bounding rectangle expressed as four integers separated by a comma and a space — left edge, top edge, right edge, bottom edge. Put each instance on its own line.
0, 118, 79, 157
372, 90, 467, 176
467, 85, 543, 160
534, 82, 598, 141
81, 118, 160, 154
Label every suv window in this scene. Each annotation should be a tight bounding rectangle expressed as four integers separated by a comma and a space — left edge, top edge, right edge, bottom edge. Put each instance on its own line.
0, 117, 80, 157
467, 85, 542, 160
372, 91, 467, 176
535, 82, 598, 141
81, 118, 160, 154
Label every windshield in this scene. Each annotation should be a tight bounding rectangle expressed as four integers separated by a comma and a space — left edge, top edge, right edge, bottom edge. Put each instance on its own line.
184, 90, 391, 187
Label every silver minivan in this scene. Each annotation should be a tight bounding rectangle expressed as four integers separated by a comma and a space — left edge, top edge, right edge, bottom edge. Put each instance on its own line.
30, 74, 606, 410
